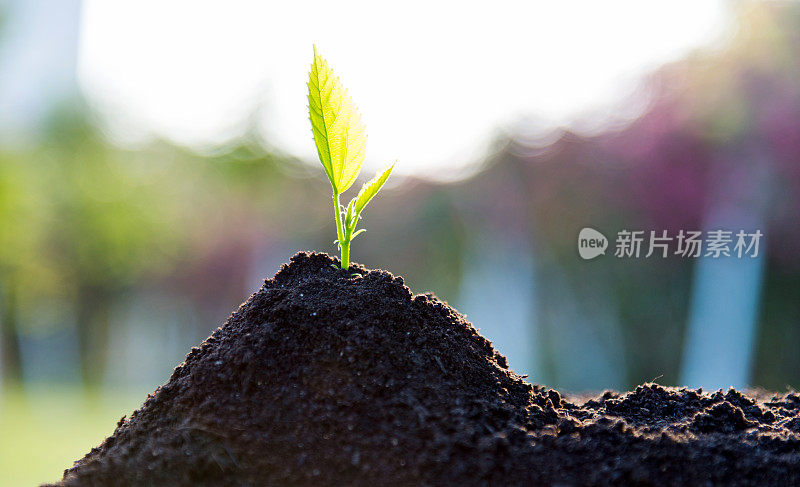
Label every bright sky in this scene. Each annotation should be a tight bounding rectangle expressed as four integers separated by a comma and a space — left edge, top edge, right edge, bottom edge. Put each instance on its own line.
78, 1, 732, 177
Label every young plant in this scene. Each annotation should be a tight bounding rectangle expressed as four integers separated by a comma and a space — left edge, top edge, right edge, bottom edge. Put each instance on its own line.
308, 46, 394, 270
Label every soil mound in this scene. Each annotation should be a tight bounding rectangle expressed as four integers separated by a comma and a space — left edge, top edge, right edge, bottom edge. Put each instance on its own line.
54, 252, 552, 486
52, 252, 800, 486
521, 384, 800, 485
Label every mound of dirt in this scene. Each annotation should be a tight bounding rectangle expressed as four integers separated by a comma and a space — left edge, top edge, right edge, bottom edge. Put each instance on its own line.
51, 252, 800, 486
519, 384, 800, 485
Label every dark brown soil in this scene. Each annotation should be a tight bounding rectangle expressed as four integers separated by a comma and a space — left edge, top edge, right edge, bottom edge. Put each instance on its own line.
51, 252, 800, 486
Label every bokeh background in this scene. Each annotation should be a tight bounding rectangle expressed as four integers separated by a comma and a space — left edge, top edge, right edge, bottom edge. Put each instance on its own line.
2, 1, 800, 484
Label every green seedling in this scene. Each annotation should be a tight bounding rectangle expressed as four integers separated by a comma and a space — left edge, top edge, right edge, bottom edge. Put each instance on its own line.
308, 46, 394, 270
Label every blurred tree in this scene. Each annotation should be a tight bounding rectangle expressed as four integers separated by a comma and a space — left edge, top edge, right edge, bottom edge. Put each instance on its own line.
0, 151, 48, 388
163, 131, 325, 328
40, 103, 181, 389
476, 2, 800, 389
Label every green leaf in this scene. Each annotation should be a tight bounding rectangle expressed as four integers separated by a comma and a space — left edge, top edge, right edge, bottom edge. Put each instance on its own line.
351, 229, 367, 239
354, 164, 394, 215
308, 46, 367, 193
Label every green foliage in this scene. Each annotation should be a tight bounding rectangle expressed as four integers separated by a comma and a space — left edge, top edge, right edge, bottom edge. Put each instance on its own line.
43, 108, 178, 290
354, 164, 394, 216
308, 46, 366, 194
308, 46, 393, 269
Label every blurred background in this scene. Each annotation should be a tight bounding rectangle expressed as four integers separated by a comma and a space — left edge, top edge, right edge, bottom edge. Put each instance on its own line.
1, 0, 800, 484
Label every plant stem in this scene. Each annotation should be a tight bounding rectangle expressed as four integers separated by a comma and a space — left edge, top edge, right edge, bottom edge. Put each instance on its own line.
341, 236, 350, 270
332, 192, 349, 269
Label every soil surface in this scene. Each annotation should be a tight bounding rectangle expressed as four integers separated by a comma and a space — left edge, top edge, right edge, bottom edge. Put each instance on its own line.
51, 252, 800, 486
